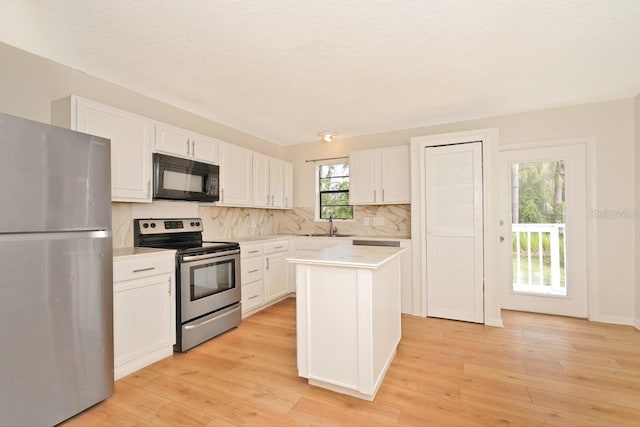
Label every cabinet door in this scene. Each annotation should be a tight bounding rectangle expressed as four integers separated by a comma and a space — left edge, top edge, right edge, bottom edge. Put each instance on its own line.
76, 98, 153, 202
113, 274, 173, 371
269, 158, 285, 208
381, 146, 411, 203
190, 131, 219, 164
283, 162, 293, 209
265, 252, 289, 301
349, 149, 380, 204
219, 142, 253, 206
252, 152, 270, 207
155, 122, 190, 158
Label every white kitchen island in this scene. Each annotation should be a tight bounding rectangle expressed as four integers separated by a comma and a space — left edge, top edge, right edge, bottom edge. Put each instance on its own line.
287, 244, 406, 401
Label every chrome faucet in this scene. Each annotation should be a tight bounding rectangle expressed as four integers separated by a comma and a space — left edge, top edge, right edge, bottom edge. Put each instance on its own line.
328, 214, 337, 237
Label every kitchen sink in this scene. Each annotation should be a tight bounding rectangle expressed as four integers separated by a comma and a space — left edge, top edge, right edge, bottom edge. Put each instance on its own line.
297, 233, 354, 237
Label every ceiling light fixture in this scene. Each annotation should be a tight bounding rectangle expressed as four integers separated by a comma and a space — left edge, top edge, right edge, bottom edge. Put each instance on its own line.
318, 131, 336, 143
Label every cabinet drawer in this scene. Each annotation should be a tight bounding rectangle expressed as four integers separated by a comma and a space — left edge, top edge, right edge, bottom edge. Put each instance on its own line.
241, 256, 263, 284
242, 281, 265, 311
264, 240, 289, 254
113, 255, 174, 282
241, 243, 263, 258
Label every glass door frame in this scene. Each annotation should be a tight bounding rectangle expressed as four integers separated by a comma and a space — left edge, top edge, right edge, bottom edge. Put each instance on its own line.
499, 139, 596, 318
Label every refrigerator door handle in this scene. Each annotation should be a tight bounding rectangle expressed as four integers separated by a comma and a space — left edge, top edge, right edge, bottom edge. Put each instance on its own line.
0, 230, 111, 242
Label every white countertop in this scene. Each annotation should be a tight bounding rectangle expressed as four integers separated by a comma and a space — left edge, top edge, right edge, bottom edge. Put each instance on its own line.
206, 234, 410, 243
113, 247, 176, 260
231, 234, 293, 243
287, 244, 406, 269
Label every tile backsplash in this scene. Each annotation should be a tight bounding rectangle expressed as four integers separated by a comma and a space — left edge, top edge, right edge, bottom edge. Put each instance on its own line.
276, 205, 410, 238
112, 202, 411, 247
199, 205, 411, 240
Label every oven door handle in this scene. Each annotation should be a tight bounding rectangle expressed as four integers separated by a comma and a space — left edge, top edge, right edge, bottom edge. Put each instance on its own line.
184, 306, 240, 331
182, 249, 240, 262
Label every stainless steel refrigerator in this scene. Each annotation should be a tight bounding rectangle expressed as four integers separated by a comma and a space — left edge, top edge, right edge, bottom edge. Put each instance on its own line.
0, 112, 114, 426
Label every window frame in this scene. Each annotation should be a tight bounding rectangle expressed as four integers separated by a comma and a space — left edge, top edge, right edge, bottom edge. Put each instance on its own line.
316, 160, 354, 221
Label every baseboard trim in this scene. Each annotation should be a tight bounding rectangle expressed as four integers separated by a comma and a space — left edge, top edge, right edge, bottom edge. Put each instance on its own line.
485, 317, 504, 328
592, 314, 635, 326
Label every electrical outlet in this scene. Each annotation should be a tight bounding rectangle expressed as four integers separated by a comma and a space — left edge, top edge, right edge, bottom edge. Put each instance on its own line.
373, 216, 385, 226
363, 217, 370, 226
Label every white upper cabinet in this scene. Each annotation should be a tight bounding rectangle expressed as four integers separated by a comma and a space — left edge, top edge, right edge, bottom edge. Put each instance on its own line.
349, 146, 411, 205
189, 131, 219, 164
283, 162, 293, 209
349, 149, 378, 205
52, 96, 293, 208
269, 158, 285, 208
52, 96, 154, 203
252, 152, 270, 207
380, 146, 411, 203
155, 122, 219, 164
251, 154, 290, 209
218, 141, 253, 206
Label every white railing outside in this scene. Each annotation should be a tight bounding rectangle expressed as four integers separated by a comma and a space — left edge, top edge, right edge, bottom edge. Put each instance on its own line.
512, 223, 566, 296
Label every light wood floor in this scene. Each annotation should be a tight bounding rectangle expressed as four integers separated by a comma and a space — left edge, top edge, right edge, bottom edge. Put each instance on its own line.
64, 297, 640, 426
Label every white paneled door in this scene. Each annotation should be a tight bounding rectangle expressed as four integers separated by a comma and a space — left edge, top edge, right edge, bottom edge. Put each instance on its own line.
425, 142, 484, 323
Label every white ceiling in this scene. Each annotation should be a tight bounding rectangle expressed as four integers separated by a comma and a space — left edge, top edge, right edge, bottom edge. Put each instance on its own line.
1, 1, 640, 145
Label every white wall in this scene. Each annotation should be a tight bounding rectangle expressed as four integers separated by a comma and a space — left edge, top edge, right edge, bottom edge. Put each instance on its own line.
1, 41, 636, 324
635, 93, 640, 329
0, 41, 284, 247
0, 42, 281, 156
283, 99, 637, 325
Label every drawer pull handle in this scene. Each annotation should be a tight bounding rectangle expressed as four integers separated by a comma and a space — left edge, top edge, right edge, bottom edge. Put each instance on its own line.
248, 269, 260, 273
248, 294, 260, 300
132, 267, 155, 273
248, 250, 259, 254
274, 246, 284, 249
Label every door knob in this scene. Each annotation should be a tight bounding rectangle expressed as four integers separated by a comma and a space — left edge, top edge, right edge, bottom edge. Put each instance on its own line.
500, 236, 505, 242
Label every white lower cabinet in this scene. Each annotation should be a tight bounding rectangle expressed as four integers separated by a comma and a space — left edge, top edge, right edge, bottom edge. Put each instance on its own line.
264, 240, 290, 300
112, 250, 176, 380
242, 281, 265, 312
293, 236, 414, 315
240, 238, 291, 316
241, 245, 265, 312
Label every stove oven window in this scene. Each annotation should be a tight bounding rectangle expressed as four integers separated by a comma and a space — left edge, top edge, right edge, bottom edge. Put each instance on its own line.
190, 259, 236, 300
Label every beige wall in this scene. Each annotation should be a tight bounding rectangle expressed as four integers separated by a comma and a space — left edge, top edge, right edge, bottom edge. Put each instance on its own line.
0, 42, 281, 157
284, 99, 637, 325
635, 93, 640, 329
1, 41, 637, 324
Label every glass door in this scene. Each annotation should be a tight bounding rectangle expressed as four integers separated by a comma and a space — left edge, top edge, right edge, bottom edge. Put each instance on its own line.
511, 160, 567, 296
500, 143, 588, 317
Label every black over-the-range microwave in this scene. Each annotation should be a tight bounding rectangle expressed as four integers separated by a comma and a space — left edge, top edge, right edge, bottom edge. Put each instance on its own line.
153, 153, 219, 202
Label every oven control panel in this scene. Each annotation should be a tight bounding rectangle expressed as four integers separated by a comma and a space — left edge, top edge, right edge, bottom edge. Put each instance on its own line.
135, 218, 203, 234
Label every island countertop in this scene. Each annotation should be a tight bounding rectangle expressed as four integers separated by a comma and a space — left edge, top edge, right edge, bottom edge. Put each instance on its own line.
287, 244, 406, 269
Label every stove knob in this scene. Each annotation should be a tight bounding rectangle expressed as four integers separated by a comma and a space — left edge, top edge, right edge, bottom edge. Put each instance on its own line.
142, 223, 149, 228
196, 221, 201, 226
150, 223, 156, 228
190, 222, 195, 227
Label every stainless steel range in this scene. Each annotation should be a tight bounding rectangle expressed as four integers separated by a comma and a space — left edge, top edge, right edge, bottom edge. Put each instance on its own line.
134, 218, 241, 352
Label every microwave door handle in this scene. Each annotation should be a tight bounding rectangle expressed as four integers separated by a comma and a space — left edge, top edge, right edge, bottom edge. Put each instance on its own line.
203, 173, 210, 194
